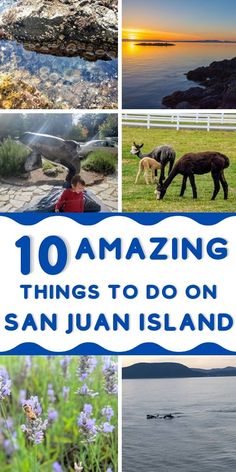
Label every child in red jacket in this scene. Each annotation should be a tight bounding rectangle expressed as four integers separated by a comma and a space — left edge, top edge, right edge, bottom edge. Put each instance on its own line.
55, 175, 85, 212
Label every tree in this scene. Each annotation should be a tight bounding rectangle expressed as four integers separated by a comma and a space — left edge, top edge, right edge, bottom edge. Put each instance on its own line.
99, 114, 118, 138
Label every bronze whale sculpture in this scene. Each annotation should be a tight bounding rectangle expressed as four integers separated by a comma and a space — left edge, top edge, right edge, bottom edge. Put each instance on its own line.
19, 132, 82, 183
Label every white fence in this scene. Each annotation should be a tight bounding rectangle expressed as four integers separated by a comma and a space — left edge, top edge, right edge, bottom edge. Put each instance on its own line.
122, 113, 236, 131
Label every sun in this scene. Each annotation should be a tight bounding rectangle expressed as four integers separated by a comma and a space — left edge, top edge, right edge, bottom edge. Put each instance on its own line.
123, 29, 141, 41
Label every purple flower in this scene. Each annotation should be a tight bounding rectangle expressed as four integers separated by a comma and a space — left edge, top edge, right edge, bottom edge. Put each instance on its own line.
53, 461, 63, 472
83, 403, 93, 416
24, 396, 42, 416
3, 432, 18, 456
101, 422, 115, 433
0, 368, 11, 400
77, 405, 97, 443
34, 430, 45, 444
21, 396, 48, 445
25, 356, 32, 373
103, 357, 118, 395
48, 408, 58, 424
48, 384, 56, 403
76, 383, 98, 397
77, 356, 97, 381
101, 406, 114, 422
60, 356, 71, 377
62, 386, 70, 401
5, 417, 14, 431
19, 389, 27, 405
21, 417, 48, 445
107, 468, 113, 472
0, 418, 18, 456
77, 414, 97, 442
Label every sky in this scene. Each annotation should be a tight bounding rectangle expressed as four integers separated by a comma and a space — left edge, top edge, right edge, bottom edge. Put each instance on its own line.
122, 356, 236, 369
123, 0, 236, 41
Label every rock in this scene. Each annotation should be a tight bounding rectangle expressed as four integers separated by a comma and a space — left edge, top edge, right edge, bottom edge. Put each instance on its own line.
21, 187, 110, 212
0, 0, 118, 59
43, 168, 58, 177
0, 73, 54, 109
162, 56, 236, 109
19, 173, 30, 180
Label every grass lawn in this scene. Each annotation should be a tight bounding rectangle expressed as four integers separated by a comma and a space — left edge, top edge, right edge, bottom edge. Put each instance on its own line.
122, 127, 236, 212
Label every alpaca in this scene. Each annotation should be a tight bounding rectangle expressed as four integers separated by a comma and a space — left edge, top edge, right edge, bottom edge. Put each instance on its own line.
156, 151, 230, 200
135, 157, 162, 184
130, 142, 176, 184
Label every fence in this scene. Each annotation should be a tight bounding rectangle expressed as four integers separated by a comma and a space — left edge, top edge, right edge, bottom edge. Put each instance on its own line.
122, 113, 236, 131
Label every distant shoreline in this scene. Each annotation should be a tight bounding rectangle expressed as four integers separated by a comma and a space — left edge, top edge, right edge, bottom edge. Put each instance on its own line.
135, 42, 175, 47
123, 362, 236, 379
123, 39, 236, 43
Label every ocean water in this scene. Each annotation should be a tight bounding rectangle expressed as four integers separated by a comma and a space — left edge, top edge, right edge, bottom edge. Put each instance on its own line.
0, 1, 118, 108
122, 42, 236, 108
123, 377, 236, 472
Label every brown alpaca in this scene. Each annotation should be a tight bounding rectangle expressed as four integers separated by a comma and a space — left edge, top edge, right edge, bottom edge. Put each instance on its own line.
135, 157, 162, 184
156, 152, 230, 200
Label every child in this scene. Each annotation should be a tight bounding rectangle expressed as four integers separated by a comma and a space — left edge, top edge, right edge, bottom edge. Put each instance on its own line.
55, 174, 85, 212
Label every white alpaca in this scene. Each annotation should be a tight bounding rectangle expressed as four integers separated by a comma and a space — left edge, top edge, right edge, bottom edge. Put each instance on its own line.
135, 157, 162, 184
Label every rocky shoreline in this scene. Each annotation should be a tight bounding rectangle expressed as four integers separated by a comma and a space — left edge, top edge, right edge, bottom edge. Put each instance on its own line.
162, 56, 236, 109
0, 0, 118, 61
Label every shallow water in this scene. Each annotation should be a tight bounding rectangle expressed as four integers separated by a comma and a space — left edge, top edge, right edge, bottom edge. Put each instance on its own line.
0, 0, 18, 14
0, 1, 118, 108
122, 42, 236, 108
0, 40, 118, 108
123, 377, 236, 472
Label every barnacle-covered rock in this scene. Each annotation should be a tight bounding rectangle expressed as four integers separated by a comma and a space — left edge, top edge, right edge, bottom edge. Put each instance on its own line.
0, 72, 54, 109
0, 0, 118, 59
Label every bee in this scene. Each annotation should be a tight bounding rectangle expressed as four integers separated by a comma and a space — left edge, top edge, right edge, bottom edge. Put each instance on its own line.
22, 404, 37, 421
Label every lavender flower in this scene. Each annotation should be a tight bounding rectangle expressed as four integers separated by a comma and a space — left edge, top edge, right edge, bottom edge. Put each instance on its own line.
83, 403, 93, 416
60, 356, 71, 377
62, 386, 70, 401
77, 357, 97, 381
103, 357, 118, 395
19, 389, 27, 405
76, 383, 98, 397
101, 406, 114, 422
101, 422, 115, 433
0, 418, 18, 456
0, 368, 11, 400
21, 396, 48, 445
77, 404, 97, 443
48, 384, 56, 403
24, 396, 42, 416
3, 432, 18, 457
53, 461, 63, 472
25, 356, 32, 374
106, 468, 113, 472
48, 408, 58, 424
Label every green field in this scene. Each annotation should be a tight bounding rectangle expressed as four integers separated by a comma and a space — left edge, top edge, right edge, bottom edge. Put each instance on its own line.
0, 356, 117, 472
122, 127, 236, 212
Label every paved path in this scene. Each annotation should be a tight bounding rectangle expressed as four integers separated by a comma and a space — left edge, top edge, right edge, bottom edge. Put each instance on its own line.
0, 176, 118, 213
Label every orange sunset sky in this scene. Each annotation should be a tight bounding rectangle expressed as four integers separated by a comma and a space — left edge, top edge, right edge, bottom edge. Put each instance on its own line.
123, 0, 236, 42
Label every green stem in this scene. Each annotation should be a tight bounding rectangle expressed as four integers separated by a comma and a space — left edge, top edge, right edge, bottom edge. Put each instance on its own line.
34, 445, 38, 472
0, 401, 21, 472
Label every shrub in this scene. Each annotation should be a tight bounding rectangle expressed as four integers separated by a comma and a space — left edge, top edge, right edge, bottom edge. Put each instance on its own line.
82, 150, 117, 175
0, 138, 30, 176
42, 159, 55, 171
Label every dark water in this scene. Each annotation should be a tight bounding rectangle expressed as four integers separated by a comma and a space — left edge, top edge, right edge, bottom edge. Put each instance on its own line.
122, 42, 236, 108
123, 377, 236, 472
0, 1, 118, 108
